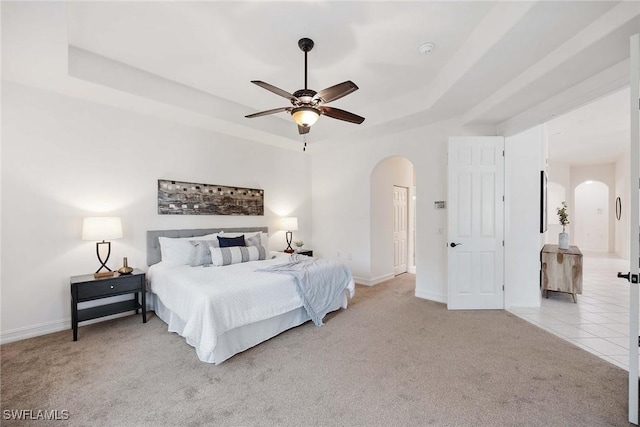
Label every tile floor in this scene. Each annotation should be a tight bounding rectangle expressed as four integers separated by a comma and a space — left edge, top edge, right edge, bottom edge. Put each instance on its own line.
508, 252, 637, 371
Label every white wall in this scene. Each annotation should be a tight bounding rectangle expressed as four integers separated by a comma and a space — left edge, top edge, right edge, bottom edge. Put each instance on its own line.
1, 82, 312, 342
311, 123, 493, 303
546, 161, 570, 244
574, 181, 609, 251
370, 156, 414, 284
548, 161, 621, 254
504, 125, 546, 308
570, 163, 616, 252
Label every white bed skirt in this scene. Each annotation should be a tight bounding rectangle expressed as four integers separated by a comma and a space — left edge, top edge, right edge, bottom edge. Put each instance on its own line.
148, 286, 351, 364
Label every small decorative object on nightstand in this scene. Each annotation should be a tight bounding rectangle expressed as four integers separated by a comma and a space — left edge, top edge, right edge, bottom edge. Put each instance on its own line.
70, 269, 146, 341
296, 249, 313, 257
117, 257, 133, 275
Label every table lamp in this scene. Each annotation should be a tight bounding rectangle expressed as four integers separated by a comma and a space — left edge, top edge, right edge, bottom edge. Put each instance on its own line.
82, 217, 123, 278
279, 217, 298, 254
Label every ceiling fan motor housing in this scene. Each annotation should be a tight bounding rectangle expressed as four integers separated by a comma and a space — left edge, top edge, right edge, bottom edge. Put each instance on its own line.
292, 89, 317, 105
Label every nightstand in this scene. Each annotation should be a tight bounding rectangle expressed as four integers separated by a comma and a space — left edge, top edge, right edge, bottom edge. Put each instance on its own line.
70, 269, 146, 341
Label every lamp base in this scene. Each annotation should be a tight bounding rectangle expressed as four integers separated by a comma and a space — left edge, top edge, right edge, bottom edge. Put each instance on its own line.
284, 230, 295, 254
94, 271, 115, 279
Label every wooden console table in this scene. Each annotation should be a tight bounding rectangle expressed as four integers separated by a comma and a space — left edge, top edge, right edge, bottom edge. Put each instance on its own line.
541, 244, 583, 303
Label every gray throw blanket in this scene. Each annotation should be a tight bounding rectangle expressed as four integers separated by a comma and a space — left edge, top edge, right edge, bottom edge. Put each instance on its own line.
258, 255, 352, 326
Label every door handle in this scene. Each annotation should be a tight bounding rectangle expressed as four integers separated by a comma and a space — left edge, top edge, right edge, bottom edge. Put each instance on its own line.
450, 242, 462, 248
617, 272, 639, 283
618, 272, 630, 281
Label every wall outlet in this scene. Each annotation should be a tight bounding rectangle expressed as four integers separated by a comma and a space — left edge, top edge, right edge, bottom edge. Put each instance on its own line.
436, 228, 444, 235
337, 251, 341, 258
347, 253, 352, 261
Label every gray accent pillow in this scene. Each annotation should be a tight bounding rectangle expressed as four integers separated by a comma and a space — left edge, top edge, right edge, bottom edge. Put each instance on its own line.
189, 240, 219, 267
246, 235, 261, 247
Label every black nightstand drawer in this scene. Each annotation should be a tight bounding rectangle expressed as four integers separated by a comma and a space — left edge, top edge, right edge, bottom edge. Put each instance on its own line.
77, 274, 142, 300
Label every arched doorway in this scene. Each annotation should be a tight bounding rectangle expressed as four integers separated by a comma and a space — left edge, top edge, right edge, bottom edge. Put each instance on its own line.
370, 157, 416, 283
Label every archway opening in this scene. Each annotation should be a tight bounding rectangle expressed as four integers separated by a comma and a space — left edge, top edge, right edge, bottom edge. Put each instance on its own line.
370, 157, 416, 284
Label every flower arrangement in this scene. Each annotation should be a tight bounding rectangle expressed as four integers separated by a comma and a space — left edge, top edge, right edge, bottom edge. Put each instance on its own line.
294, 240, 304, 248
556, 202, 569, 232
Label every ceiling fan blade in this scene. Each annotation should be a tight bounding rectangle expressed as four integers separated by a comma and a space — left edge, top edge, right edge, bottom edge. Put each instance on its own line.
319, 106, 365, 124
314, 81, 359, 104
298, 125, 310, 135
251, 81, 299, 103
245, 107, 291, 118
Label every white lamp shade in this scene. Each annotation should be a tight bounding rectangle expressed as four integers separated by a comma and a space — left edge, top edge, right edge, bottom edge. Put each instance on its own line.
82, 217, 123, 241
279, 217, 298, 231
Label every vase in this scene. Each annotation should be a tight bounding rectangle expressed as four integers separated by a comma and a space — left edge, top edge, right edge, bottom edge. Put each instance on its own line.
118, 257, 133, 275
558, 232, 569, 250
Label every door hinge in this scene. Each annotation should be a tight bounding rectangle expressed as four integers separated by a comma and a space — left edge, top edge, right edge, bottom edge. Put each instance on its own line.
502, 285, 505, 291
502, 150, 505, 157
502, 240, 504, 246
502, 195, 505, 202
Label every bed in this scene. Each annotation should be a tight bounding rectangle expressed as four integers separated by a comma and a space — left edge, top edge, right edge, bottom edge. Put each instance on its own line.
146, 227, 355, 364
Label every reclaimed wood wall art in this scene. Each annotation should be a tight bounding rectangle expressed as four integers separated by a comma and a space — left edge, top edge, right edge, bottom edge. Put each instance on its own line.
158, 179, 264, 216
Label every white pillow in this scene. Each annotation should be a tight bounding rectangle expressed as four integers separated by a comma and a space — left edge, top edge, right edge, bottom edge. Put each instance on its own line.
159, 233, 218, 265
209, 244, 267, 266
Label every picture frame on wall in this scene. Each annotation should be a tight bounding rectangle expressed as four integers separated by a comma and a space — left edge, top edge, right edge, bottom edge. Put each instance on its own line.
157, 179, 264, 216
540, 170, 547, 233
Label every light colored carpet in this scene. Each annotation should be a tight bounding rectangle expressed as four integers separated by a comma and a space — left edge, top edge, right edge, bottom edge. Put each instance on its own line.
1, 274, 631, 426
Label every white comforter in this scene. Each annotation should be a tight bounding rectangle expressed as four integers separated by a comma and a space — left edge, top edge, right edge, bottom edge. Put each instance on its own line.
147, 253, 354, 362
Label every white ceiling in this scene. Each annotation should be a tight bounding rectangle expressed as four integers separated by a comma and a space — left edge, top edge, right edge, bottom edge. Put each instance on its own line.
547, 88, 630, 165
2, 1, 639, 153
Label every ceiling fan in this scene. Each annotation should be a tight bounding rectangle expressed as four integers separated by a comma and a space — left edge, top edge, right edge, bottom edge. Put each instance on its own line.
245, 37, 365, 136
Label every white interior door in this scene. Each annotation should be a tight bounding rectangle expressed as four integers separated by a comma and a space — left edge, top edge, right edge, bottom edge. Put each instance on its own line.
627, 33, 639, 425
393, 186, 408, 276
447, 136, 505, 310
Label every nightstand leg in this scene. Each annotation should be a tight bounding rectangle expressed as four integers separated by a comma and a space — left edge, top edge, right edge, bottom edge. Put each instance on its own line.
71, 298, 78, 341
142, 290, 147, 323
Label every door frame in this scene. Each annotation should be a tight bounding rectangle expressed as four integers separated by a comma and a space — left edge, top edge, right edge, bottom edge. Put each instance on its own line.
393, 185, 409, 276
628, 32, 639, 425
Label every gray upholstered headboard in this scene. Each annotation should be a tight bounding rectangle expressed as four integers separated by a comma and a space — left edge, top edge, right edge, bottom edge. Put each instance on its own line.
146, 227, 269, 266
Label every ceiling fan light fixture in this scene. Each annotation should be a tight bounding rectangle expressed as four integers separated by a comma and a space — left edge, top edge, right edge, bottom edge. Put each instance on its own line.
291, 106, 320, 127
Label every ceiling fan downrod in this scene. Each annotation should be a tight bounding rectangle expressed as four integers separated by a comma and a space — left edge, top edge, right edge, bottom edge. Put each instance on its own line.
298, 38, 314, 91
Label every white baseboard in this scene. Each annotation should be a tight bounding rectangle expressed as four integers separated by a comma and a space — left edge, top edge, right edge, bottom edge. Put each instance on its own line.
414, 289, 446, 304
408, 266, 416, 274
0, 311, 139, 344
1, 318, 70, 344
352, 273, 395, 287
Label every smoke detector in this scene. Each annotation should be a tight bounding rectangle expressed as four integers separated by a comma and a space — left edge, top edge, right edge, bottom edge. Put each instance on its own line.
419, 42, 435, 54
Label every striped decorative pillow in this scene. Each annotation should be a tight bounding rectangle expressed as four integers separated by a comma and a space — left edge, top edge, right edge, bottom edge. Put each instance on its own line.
209, 244, 267, 266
